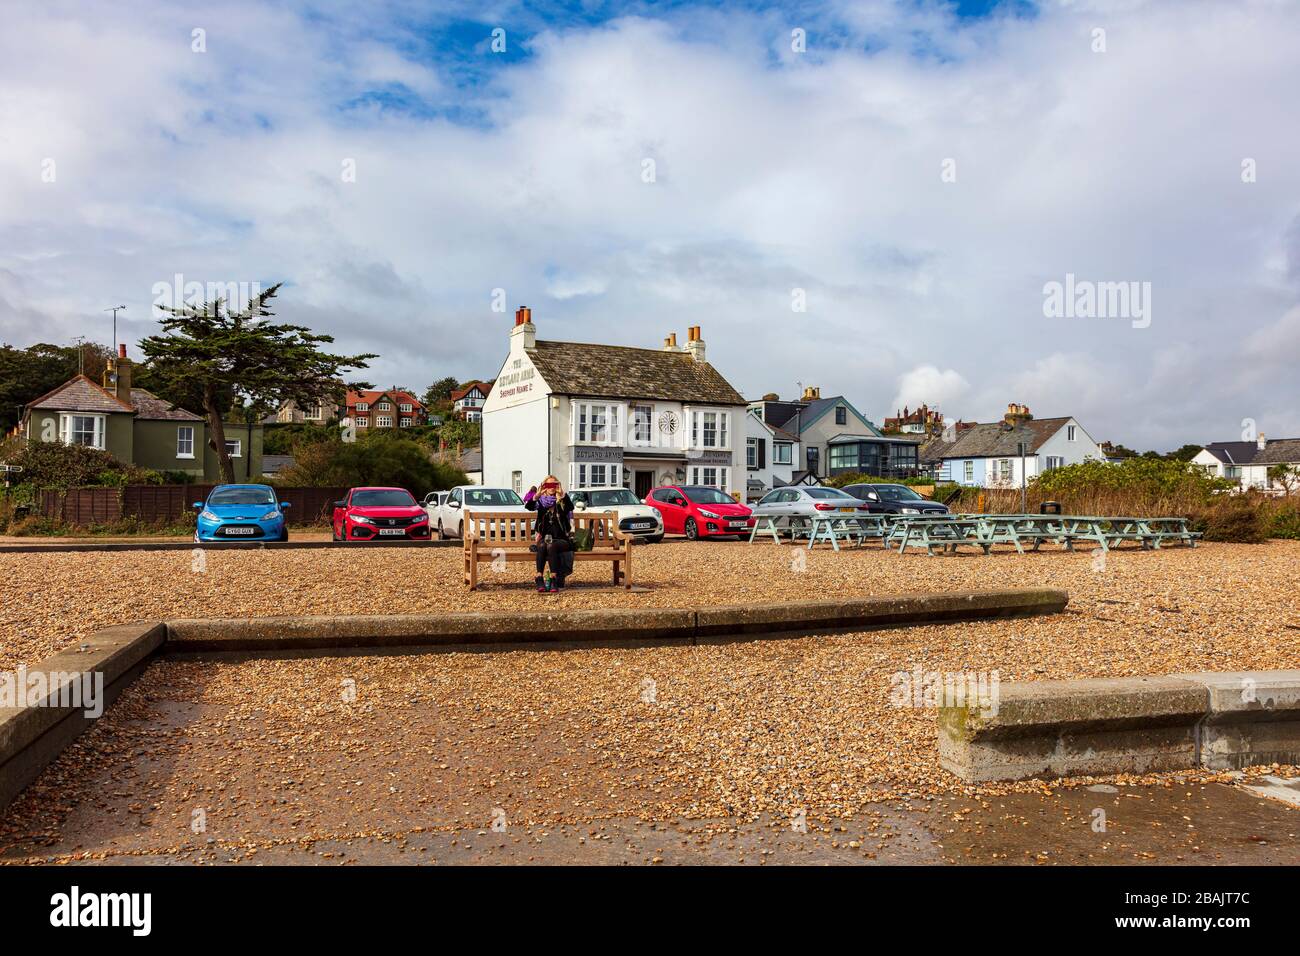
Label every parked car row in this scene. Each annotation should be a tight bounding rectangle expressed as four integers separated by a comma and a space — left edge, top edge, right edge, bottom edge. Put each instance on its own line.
191, 480, 946, 544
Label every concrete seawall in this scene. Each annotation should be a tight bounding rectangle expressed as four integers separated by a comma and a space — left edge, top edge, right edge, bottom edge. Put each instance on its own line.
939, 670, 1300, 782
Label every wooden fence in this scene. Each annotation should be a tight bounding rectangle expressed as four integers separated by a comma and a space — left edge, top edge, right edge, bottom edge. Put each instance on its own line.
33, 485, 347, 527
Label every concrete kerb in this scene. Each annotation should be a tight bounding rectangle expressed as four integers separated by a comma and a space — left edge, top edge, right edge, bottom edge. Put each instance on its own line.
0, 539, 460, 555
939, 670, 1300, 782
0, 588, 1067, 810
0, 622, 165, 809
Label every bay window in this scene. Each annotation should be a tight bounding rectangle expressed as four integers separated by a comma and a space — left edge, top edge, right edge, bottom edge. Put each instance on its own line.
59, 413, 105, 450
571, 402, 622, 445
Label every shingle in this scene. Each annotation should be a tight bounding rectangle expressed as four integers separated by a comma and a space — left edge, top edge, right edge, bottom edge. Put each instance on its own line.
528, 340, 745, 405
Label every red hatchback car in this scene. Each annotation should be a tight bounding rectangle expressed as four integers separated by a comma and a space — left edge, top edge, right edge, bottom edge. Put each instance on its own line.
646, 484, 754, 540
332, 487, 431, 541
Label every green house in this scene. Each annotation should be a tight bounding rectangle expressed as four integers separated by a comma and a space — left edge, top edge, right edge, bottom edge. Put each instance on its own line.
19, 347, 263, 482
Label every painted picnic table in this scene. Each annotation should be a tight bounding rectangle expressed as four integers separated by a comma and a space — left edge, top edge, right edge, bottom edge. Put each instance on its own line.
888, 515, 1026, 555
1024, 515, 1201, 552
748, 513, 892, 551
888, 513, 1201, 555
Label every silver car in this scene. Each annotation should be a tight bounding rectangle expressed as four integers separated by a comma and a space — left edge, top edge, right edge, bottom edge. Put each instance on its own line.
751, 486, 869, 532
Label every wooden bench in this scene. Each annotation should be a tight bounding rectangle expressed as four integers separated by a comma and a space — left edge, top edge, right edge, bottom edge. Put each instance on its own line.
462, 510, 633, 590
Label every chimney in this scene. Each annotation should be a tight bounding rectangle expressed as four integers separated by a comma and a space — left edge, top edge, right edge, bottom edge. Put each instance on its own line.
1258, 432, 1267, 451
1004, 402, 1032, 426
801, 385, 820, 401
103, 344, 132, 404
662, 332, 678, 351
684, 325, 706, 363
510, 305, 536, 353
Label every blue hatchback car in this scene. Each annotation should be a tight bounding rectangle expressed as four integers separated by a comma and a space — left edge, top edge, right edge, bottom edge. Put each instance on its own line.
194, 484, 290, 542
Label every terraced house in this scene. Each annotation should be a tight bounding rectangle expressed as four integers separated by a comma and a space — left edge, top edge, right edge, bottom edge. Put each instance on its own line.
481, 309, 747, 499
17, 345, 264, 480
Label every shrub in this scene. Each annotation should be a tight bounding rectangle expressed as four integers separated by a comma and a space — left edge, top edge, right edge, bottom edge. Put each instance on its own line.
273, 436, 467, 499
1264, 500, 1300, 540
4, 441, 161, 489
1192, 499, 1268, 543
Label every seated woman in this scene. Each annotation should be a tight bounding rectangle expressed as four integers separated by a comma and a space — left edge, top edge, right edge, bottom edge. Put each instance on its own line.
523, 475, 575, 593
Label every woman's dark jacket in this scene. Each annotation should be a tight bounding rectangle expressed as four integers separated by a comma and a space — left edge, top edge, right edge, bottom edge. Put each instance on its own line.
525, 494, 574, 541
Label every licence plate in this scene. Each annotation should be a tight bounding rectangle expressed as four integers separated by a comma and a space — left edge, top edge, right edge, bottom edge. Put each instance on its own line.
224, 527, 255, 535
629, 522, 653, 530
378, 528, 406, 536
728, 520, 746, 528
838, 507, 855, 513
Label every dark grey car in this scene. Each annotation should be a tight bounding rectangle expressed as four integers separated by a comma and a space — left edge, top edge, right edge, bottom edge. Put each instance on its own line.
840, 483, 949, 515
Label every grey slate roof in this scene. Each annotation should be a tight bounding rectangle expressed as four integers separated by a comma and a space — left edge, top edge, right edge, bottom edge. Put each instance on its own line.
261, 454, 296, 475
932, 417, 1073, 459
528, 341, 746, 405
1253, 438, 1300, 466
1199, 441, 1259, 465
130, 389, 203, 422
460, 447, 483, 473
27, 375, 134, 414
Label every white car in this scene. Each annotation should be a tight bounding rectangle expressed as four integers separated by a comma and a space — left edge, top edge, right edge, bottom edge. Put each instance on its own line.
569, 487, 665, 543
433, 486, 529, 539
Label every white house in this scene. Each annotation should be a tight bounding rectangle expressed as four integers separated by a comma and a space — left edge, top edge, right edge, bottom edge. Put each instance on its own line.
1193, 435, 1300, 492
481, 310, 748, 500
924, 404, 1104, 488
744, 406, 801, 501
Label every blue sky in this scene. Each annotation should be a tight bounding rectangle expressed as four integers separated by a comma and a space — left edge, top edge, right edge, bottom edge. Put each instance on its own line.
1, 0, 1298, 449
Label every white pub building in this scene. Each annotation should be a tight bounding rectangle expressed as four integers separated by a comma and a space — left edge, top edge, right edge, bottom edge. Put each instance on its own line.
481, 308, 748, 500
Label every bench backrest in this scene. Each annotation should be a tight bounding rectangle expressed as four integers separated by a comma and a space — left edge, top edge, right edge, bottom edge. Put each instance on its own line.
464, 509, 621, 547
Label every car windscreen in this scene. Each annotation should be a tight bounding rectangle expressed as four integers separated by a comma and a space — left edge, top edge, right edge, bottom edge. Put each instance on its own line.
683, 487, 734, 505
351, 490, 416, 507
208, 487, 275, 506
465, 488, 523, 506
876, 485, 922, 500
588, 489, 641, 507
805, 488, 853, 499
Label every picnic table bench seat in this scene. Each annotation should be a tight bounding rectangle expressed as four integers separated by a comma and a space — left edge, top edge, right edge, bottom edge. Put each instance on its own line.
462, 509, 632, 590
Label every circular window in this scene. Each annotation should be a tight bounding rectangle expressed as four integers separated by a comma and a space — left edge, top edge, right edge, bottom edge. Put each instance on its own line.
657, 411, 680, 435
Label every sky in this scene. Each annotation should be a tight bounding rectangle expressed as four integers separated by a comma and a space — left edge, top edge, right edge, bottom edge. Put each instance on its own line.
1, 0, 1298, 451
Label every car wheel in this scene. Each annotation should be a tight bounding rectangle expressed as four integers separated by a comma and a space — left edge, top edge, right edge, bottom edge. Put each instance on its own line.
437, 519, 445, 539
685, 518, 699, 541
457, 521, 464, 539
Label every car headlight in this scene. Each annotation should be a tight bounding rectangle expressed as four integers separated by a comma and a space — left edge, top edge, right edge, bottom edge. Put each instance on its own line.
651, 508, 662, 521
352, 514, 375, 524
261, 510, 282, 521
411, 513, 428, 523
200, 510, 218, 522
698, 509, 721, 519
900, 507, 920, 514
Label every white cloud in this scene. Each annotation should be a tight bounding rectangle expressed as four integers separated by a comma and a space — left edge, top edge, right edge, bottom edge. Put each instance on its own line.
891, 365, 969, 417
0, 1, 1298, 451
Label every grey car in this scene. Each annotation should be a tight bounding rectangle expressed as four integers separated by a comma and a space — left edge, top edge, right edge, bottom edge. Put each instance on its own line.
751, 486, 869, 531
